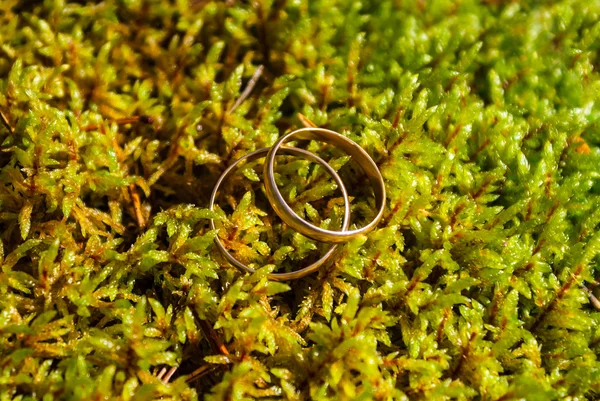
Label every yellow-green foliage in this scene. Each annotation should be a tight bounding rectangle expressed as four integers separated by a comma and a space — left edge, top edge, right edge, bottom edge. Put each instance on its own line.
1, 0, 600, 400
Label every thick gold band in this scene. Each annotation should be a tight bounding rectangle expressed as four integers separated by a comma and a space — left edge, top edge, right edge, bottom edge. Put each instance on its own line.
263, 127, 386, 244
209, 146, 350, 281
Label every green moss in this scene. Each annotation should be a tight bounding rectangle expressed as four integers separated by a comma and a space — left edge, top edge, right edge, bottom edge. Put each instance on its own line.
1, 0, 600, 399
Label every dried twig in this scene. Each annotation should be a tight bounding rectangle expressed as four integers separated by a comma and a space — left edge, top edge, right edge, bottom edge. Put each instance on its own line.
228, 65, 264, 114
186, 364, 219, 383
178, 318, 230, 384
128, 183, 146, 228
0, 109, 14, 133
297, 112, 317, 128
582, 283, 600, 310
156, 367, 167, 380
199, 319, 230, 356
162, 366, 177, 383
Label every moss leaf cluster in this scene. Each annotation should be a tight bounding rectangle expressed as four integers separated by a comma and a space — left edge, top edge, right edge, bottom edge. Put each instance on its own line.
1, 0, 600, 400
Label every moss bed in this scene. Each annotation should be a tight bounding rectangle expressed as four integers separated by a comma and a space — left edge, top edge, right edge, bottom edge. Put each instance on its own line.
1, 0, 600, 400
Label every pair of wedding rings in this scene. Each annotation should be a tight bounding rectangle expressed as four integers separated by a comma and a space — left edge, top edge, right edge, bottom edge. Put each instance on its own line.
209, 127, 386, 281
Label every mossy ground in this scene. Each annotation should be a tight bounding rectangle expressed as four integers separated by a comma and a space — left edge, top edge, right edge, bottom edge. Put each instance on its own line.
1, 0, 600, 400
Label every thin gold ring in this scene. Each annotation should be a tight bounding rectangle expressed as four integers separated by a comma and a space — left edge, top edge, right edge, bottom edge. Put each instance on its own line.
209, 147, 350, 281
263, 127, 386, 244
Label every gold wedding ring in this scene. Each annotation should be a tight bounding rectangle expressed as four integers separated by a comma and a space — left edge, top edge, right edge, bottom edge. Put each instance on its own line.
209, 147, 350, 281
263, 127, 386, 244
209, 127, 386, 280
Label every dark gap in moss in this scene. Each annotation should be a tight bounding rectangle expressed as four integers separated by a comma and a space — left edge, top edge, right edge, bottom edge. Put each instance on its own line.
471, 65, 491, 106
